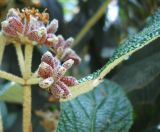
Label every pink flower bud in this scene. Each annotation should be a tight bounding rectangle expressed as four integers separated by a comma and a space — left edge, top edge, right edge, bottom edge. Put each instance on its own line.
64, 37, 74, 48
41, 51, 60, 69
38, 62, 53, 78
47, 19, 58, 33
57, 66, 67, 76
60, 48, 72, 59
27, 30, 40, 42
64, 50, 81, 64
45, 33, 58, 47
51, 84, 64, 98
8, 17, 23, 33
27, 27, 47, 43
57, 35, 65, 44
60, 76, 77, 86
57, 81, 71, 98
1, 20, 18, 36
38, 27, 47, 43
62, 59, 74, 70
53, 35, 65, 49
39, 77, 54, 89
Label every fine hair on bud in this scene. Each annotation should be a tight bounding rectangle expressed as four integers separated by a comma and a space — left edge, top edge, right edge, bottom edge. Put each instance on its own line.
38, 62, 53, 79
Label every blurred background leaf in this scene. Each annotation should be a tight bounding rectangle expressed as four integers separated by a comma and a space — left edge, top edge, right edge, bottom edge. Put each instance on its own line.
0, 82, 23, 104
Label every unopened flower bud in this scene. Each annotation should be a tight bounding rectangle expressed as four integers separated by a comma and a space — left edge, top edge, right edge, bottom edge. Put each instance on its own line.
57, 81, 72, 98
46, 34, 58, 46
41, 51, 60, 69
62, 59, 74, 70
57, 66, 67, 76
8, 17, 23, 33
60, 76, 78, 86
64, 37, 74, 48
27, 27, 47, 43
51, 84, 64, 97
27, 30, 40, 42
39, 77, 54, 89
38, 62, 53, 78
47, 19, 58, 33
57, 35, 65, 44
64, 51, 81, 64
60, 48, 72, 60
1, 20, 18, 36
38, 27, 47, 43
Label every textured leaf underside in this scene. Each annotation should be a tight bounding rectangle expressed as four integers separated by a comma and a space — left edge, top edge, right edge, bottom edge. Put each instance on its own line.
62, 11, 160, 101
57, 80, 133, 132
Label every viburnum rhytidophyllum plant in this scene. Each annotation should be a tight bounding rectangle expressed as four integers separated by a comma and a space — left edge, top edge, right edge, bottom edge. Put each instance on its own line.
0, 8, 81, 132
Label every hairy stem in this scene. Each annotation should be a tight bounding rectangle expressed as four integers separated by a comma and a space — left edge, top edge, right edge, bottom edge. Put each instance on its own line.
0, 32, 6, 65
73, 0, 111, 46
24, 44, 33, 79
26, 77, 41, 85
0, 70, 24, 84
23, 44, 33, 132
14, 43, 25, 77
23, 85, 31, 132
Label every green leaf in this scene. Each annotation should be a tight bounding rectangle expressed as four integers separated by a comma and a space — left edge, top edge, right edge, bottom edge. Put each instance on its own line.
113, 48, 160, 93
0, 82, 23, 104
57, 80, 133, 132
62, 10, 160, 101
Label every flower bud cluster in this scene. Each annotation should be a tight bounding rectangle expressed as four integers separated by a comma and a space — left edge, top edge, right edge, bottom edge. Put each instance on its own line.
38, 51, 78, 99
1, 8, 81, 63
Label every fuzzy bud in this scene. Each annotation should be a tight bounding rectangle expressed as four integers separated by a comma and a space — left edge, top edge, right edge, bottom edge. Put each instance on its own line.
38, 62, 53, 78
60, 76, 78, 86
62, 59, 74, 70
27, 27, 47, 43
8, 17, 23, 33
46, 34, 58, 46
51, 84, 64, 98
38, 27, 47, 43
47, 19, 58, 33
57, 81, 71, 98
39, 77, 54, 89
57, 66, 67, 76
41, 51, 60, 69
64, 37, 74, 48
64, 51, 81, 64
57, 35, 65, 44
1, 20, 18, 36
27, 30, 41, 42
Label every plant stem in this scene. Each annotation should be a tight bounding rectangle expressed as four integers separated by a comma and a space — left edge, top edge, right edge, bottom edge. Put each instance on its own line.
0, 70, 24, 84
24, 44, 33, 79
26, 77, 41, 85
14, 43, 25, 77
23, 44, 33, 132
0, 32, 6, 65
23, 85, 31, 132
73, 0, 111, 47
